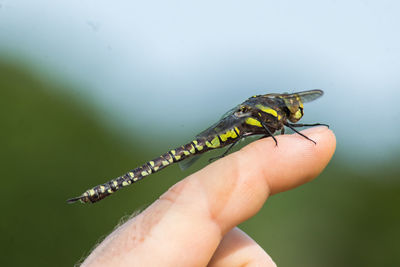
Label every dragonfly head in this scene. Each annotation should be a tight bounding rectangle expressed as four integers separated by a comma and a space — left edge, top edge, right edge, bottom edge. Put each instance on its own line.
283, 96, 304, 123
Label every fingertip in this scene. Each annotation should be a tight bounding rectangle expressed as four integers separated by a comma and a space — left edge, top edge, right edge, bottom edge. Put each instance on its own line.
300, 126, 336, 147
296, 126, 336, 177
243, 126, 336, 195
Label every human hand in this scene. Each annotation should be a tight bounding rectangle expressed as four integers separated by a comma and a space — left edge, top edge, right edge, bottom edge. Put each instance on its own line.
82, 127, 336, 266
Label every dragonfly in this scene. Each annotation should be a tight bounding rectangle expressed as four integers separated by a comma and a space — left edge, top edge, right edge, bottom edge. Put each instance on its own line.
67, 89, 327, 204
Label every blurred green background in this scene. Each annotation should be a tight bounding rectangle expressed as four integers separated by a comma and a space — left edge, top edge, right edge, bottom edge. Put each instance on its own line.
1, 1, 400, 266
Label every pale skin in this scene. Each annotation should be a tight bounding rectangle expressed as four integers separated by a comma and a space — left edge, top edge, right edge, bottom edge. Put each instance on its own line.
82, 127, 336, 267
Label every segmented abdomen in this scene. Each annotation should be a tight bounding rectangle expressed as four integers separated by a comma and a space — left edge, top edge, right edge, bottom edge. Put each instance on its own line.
67, 127, 241, 204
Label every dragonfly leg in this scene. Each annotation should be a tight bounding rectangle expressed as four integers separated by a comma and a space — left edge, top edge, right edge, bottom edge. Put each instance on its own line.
285, 123, 316, 144
208, 139, 240, 163
260, 121, 278, 146
288, 122, 329, 128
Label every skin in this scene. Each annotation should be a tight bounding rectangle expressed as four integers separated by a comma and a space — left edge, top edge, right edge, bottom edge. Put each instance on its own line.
81, 127, 336, 267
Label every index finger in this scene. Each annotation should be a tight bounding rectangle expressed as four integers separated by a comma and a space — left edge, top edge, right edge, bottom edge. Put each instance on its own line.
83, 127, 336, 266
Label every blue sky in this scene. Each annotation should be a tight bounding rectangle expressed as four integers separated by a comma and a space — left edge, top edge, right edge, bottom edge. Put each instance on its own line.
1, 0, 399, 166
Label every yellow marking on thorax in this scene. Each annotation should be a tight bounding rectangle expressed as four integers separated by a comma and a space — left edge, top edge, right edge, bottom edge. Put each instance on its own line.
128, 172, 134, 177
245, 117, 262, 127
149, 161, 155, 167
141, 170, 149, 176
162, 160, 169, 166
234, 126, 240, 134
255, 104, 278, 117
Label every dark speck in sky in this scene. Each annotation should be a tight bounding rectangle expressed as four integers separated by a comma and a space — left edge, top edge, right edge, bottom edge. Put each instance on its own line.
86, 20, 100, 32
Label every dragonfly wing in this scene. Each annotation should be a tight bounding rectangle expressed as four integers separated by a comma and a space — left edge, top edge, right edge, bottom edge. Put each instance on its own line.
197, 115, 243, 139
179, 106, 252, 170
293, 89, 324, 103
196, 104, 253, 139
178, 155, 202, 170
261, 89, 323, 108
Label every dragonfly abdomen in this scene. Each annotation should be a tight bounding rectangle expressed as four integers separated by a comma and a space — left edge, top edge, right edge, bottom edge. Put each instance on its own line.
67, 128, 242, 203
67, 142, 207, 203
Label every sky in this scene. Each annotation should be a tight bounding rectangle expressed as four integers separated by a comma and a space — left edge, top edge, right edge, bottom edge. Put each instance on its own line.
1, 0, 399, 166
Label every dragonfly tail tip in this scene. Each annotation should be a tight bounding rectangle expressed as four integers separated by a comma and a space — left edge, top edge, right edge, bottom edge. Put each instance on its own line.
66, 196, 82, 204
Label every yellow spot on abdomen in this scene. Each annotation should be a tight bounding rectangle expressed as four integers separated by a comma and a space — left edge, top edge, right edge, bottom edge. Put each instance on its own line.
219, 129, 238, 142
189, 144, 196, 154
219, 133, 228, 142
206, 136, 221, 148
193, 140, 204, 151
122, 181, 131, 186
230, 129, 237, 138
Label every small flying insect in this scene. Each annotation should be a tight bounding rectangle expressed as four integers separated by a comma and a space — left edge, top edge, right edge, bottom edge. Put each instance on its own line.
68, 89, 327, 204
